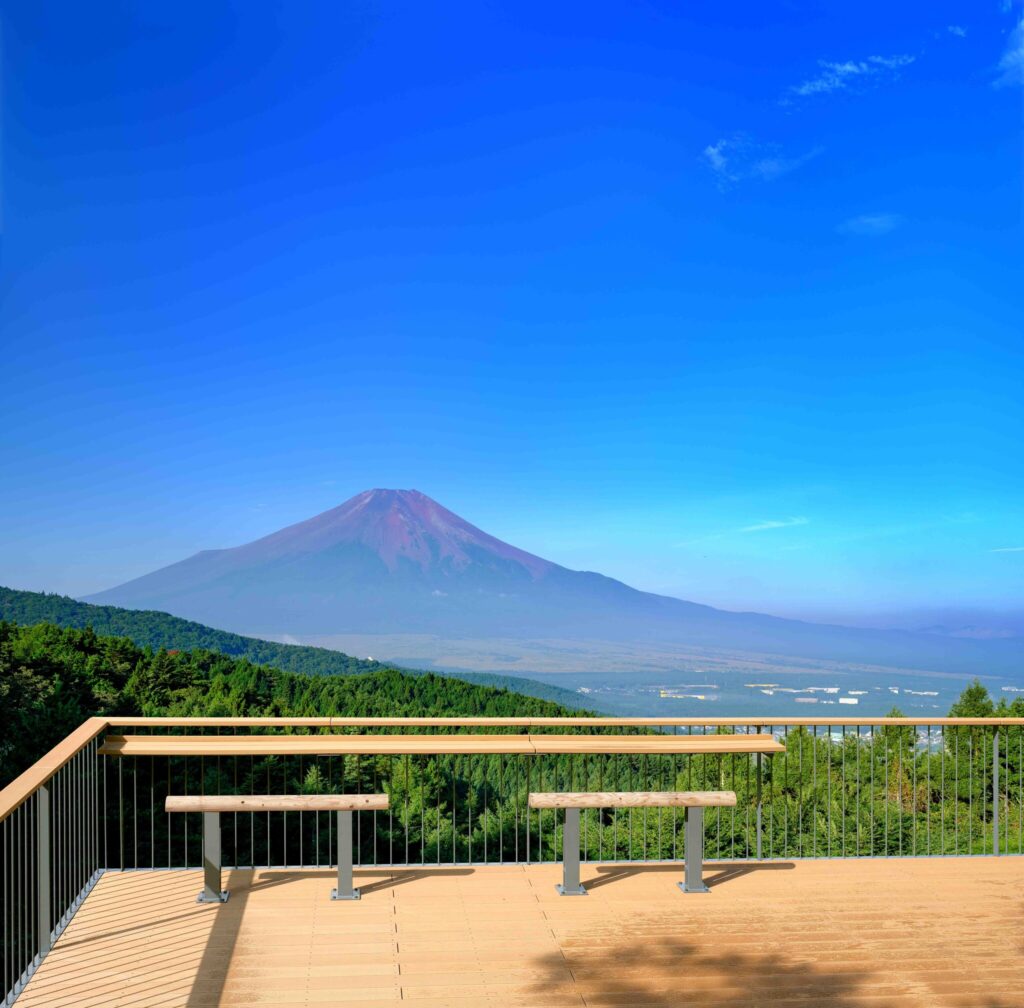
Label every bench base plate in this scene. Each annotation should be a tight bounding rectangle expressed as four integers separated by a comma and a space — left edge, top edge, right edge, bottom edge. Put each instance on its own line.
555, 884, 587, 896
196, 890, 229, 904
677, 882, 710, 894
331, 888, 361, 901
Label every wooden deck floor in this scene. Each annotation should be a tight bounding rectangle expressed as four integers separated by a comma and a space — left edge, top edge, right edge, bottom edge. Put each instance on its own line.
17, 858, 1024, 1007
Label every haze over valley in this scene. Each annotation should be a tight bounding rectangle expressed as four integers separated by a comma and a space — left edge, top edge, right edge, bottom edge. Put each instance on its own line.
78, 488, 1024, 715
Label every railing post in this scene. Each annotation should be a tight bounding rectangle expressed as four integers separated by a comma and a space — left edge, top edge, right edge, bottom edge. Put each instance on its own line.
37, 784, 51, 958
993, 729, 999, 857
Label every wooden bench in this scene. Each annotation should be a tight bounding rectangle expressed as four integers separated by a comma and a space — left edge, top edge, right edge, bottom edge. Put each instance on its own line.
528, 791, 737, 895
165, 794, 389, 903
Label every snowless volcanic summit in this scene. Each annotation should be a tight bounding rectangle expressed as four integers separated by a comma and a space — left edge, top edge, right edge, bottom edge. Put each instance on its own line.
85, 488, 1024, 676
85, 488, 577, 635
263, 488, 556, 578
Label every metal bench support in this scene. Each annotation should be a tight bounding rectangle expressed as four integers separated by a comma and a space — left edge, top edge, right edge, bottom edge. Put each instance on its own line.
679, 806, 710, 894
331, 810, 360, 900
556, 807, 587, 896
198, 812, 228, 903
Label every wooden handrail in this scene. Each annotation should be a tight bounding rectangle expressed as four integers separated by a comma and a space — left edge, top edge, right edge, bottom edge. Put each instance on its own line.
0, 717, 109, 823
105, 715, 1024, 728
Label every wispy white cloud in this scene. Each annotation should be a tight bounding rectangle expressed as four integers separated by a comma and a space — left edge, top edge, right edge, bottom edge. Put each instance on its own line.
838, 213, 903, 236
947, 25, 967, 38
991, 545, 1024, 553
674, 515, 810, 548
702, 136, 820, 187
740, 517, 810, 533
995, 16, 1024, 87
787, 54, 915, 100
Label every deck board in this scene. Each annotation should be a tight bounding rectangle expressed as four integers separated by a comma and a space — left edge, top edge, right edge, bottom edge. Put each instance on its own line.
16, 858, 1024, 1007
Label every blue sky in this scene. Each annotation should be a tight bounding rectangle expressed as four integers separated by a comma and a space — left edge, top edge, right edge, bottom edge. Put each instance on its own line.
1, 2, 1022, 623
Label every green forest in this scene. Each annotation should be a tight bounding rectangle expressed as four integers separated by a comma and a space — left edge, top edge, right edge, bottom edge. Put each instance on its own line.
2, 616, 1022, 866
0, 586, 588, 710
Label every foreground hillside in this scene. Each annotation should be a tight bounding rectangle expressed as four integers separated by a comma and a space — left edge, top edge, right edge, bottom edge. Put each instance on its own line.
0, 620, 583, 786
0, 586, 589, 710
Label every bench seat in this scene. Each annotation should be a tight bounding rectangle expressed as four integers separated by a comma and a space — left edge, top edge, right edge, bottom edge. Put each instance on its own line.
529, 790, 736, 809
165, 794, 388, 813
528, 790, 736, 895
165, 793, 388, 902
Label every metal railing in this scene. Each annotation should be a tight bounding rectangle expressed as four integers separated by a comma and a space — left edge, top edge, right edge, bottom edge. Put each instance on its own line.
1, 721, 106, 1006
2, 715, 1023, 1004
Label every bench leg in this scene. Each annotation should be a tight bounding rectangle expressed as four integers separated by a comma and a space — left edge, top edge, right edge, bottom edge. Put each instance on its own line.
331, 810, 360, 901
197, 812, 228, 903
679, 806, 710, 894
556, 807, 587, 895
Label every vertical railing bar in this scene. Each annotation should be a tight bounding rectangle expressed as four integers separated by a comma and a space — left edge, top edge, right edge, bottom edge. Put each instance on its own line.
515, 753, 521, 865
969, 732, 973, 855
912, 724, 917, 857
798, 725, 804, 859
954, 728, 959, 855
993, 728, 1000, 856
940, 725, 945, 855
131, 755, 136, 872
826, 723, 832, 858
22, 806, 28, 991
855, 725, 861, 856
926, 725, 931, 855
4, 814, 8, 1002
754, 724, 762, 860
61, 766, 67, 920
782, 725, 789, 858
811, 725, 817, 858
717, 748, 722, 860
403, 754, 410, 867
73, 752, 79, 891
840, 725, 846, 857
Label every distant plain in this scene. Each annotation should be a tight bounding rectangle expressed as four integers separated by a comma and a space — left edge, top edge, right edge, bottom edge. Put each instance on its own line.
296, 633, 1023, 718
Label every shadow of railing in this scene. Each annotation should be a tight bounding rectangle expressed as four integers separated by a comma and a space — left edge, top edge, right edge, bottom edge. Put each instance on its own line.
581, 859, 794, 891
357, 867, 474, 895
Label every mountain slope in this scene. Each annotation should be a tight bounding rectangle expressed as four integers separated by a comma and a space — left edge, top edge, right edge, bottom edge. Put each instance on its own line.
0, 586, 592, 710
83, 489, 1024, 676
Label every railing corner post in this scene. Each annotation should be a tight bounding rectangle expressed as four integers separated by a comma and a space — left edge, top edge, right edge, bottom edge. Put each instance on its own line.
37, 782, 52, 958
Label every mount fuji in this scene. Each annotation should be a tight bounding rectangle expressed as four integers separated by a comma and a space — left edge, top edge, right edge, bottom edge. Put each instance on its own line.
84, 489, 1024, 676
